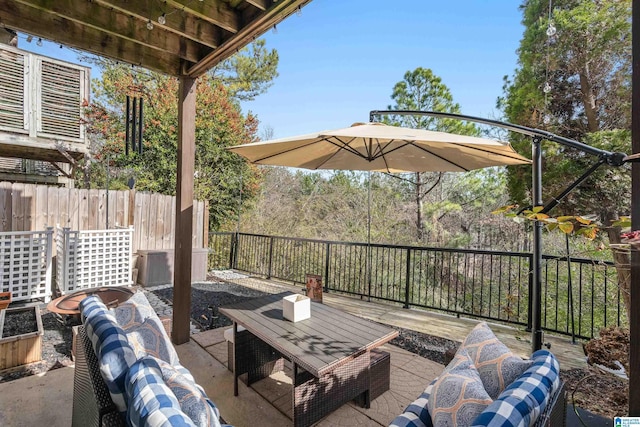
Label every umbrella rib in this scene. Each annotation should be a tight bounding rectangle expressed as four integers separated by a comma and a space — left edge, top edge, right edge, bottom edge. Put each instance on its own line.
407, 142, 470, 171
454, 143, 531, 162
248, 139, 328, 163
325, 136, 371, 159
373, 138, 395, 171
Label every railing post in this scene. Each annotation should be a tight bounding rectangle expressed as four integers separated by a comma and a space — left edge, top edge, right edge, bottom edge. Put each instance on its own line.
527, 253, 533, 332
324, 242, 331, 292
267, 236, 274, 279
232, 232, 239, 270
404, 248, 411, 309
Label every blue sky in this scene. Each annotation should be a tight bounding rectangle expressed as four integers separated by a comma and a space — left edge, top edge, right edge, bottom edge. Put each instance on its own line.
18, 0, 524, 140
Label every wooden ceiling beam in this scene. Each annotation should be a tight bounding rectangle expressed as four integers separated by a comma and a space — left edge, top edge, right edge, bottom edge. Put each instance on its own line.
12, 0, 208, 64
245, 0, 269, 11
187, 0, 309, 77
167, 0, 240, 34
95, 0, 221, 49
0, 0, 183, 75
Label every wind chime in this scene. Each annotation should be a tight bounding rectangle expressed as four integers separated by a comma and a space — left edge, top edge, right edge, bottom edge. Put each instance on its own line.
125, 86, 144, 155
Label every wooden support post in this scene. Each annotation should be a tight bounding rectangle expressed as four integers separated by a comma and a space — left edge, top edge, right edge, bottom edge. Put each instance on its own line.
172, 76, 197, 345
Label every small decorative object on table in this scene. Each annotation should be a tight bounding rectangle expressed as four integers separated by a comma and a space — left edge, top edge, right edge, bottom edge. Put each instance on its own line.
305, 274, 323, 303
0, 292, 11, 311
283, 294, 310, 322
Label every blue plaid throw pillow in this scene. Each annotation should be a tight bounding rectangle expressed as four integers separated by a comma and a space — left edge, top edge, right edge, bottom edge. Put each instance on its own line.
471, 350, 560, 427
80, 295, 138, 414
125, 357, 196, 427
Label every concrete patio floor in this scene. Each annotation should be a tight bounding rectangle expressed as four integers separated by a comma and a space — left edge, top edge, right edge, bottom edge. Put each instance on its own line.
0, 327, 442, 427
0, 272, 594, 426
188, 328, 443, 426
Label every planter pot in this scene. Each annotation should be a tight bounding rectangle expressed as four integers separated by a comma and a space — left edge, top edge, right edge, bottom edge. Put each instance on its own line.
0, 292, 11, 311
0, 306, 43, 370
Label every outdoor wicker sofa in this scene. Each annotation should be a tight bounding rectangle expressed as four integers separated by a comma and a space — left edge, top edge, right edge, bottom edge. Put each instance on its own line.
72, 291, 228, 427
389, 322, 566, 427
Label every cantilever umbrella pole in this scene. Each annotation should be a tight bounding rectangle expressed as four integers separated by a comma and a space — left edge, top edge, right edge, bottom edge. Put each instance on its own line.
370, 109, 629, 352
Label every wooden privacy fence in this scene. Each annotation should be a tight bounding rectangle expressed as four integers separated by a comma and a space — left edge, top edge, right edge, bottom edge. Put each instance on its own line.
0, 182, 208, 250
56, 226, 133, 293
0, 228, 53, 302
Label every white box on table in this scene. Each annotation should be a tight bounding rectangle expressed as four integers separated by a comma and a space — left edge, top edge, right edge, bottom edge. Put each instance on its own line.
282, 294, 310, 322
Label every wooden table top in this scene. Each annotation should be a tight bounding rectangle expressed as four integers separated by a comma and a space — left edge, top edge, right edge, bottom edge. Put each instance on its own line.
219, 292, 398, 377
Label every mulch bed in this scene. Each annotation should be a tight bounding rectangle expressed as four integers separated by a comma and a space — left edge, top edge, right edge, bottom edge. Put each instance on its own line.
2, 309, 38, 337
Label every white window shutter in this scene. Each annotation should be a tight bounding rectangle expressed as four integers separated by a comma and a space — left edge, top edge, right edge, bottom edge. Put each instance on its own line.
0, 48, 26, 132
38, 59, 83, 140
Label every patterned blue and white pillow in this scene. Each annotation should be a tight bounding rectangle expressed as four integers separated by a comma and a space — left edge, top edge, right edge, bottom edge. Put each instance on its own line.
471, 350, 560, 427
114, 292, 180, 366
125, 357, 196, 427
428, 349, 493, 426
459, 322, 532, 399
154, 358, 222, 427
79, 295, 138, 413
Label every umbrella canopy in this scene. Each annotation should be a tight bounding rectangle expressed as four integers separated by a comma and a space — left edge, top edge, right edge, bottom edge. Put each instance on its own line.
228, 122, 531, 173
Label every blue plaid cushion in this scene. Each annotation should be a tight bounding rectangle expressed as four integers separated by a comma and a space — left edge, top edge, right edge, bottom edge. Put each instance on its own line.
80, 295, 138, 413
471, 350, 560, 427
125, 357, 196, 427
388, 411, 428, 427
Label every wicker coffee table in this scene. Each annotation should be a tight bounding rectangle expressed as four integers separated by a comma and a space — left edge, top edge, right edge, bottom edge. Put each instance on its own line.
219, 292, 398, 427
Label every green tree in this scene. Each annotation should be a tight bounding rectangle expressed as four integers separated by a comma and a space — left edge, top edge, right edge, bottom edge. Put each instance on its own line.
208, 39, 279, 101
500, 0, 631, 219
83, 41, 277, 228
384, 67, 481, 241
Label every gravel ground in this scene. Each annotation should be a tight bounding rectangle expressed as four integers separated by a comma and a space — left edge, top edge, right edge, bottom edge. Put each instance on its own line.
0, 281, 628, 419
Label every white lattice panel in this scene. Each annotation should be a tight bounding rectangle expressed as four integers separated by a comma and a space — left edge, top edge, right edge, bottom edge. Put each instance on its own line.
57, 227, 133, 293
0, 229, 53, 302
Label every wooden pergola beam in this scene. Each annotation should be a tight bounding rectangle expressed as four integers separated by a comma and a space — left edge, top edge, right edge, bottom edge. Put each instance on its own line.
187, 0, 307, 76
0, 0, 183, 75
166, 0, 240, 34
94, 0, 222, 49
13, 0, 208, 64
246, 0, 269, 11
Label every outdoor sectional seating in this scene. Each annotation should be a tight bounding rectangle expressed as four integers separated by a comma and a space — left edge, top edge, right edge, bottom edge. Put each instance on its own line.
72, 291, 229, 427
390, 322, 566, 427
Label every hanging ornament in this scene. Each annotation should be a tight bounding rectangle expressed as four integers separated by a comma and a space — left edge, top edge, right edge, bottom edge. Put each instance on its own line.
125, 87, 145, 156
146, 20, 154, 30
546, 22, 556, 37
158, 14, 166, 25
543, 81, 552, 93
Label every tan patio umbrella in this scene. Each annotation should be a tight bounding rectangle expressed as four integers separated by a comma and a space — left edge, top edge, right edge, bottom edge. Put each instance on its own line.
229, 121, 531, 298
228, 122, 531, 172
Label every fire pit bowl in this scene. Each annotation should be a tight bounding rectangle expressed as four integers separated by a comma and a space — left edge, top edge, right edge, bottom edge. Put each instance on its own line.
47, 286, 135, 316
